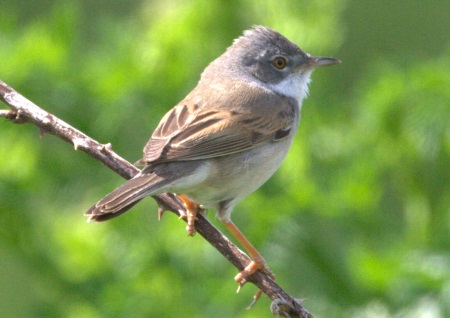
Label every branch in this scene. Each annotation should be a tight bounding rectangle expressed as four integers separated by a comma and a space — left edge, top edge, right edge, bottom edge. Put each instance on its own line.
0, 80, 313, 318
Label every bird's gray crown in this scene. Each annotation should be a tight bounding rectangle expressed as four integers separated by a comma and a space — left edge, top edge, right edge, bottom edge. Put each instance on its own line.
203, 26, 311, 85
232, 26, 305, 60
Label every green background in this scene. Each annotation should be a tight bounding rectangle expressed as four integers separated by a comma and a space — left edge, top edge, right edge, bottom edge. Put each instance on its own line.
0, 0, 448, 317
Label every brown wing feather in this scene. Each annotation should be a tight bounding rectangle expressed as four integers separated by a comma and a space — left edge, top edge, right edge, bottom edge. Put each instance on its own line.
136, 103, 197, 164
137, 84, 298, 165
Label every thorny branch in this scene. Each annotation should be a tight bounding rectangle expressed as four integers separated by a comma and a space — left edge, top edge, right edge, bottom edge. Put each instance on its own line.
0, 80, 313, 318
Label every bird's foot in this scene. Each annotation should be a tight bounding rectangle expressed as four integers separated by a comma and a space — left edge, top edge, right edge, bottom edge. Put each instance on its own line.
178, 194, 203, 236
235, 255, 275, 284
235, 255, 275, 308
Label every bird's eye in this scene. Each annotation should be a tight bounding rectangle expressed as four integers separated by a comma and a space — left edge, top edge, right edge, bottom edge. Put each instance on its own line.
272, 56, 288, 69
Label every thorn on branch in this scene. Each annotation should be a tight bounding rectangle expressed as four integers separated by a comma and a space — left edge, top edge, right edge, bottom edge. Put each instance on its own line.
0, 109, 27, 123
42, 115, 51, 125
157, 205, 165, 221
39, 128, 49, 138
73, 137, 86, 150
100, 143, 113, 153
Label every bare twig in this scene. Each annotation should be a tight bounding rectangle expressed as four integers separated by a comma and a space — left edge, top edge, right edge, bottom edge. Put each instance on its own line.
0, 80, 313, 318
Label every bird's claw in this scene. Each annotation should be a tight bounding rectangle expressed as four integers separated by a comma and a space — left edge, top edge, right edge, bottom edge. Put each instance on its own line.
234, 258, 275, 284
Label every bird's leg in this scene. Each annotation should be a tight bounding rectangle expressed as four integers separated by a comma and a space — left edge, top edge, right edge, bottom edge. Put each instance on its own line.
223, 220, 275, 282
178, 194, 201, 236
222, 219, 275, 303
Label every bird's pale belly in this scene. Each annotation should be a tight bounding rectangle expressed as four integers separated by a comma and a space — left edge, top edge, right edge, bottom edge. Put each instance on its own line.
173, 139, 294, 218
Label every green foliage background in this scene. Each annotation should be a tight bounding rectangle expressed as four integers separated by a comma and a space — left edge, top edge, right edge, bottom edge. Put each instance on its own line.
0, 0, 448, 317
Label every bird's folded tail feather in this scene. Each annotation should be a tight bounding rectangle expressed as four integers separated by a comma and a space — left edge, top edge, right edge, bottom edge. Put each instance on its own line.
85, 172, 172, 222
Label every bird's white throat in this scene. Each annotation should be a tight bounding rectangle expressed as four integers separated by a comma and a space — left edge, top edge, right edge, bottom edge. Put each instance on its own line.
268, 71, 312, 107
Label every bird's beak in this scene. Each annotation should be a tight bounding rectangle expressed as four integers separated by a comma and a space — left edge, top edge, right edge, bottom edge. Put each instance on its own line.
307, 55, 341, 68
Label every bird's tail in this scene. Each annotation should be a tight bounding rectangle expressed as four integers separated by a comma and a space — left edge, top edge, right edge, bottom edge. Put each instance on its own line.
85, 172, 173, 222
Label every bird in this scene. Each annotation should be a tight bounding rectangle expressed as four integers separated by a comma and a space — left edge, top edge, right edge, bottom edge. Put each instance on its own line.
85, 25, 339, 290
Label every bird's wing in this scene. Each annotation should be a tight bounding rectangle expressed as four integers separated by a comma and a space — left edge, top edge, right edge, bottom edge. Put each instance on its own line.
137, 87, 298, 165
